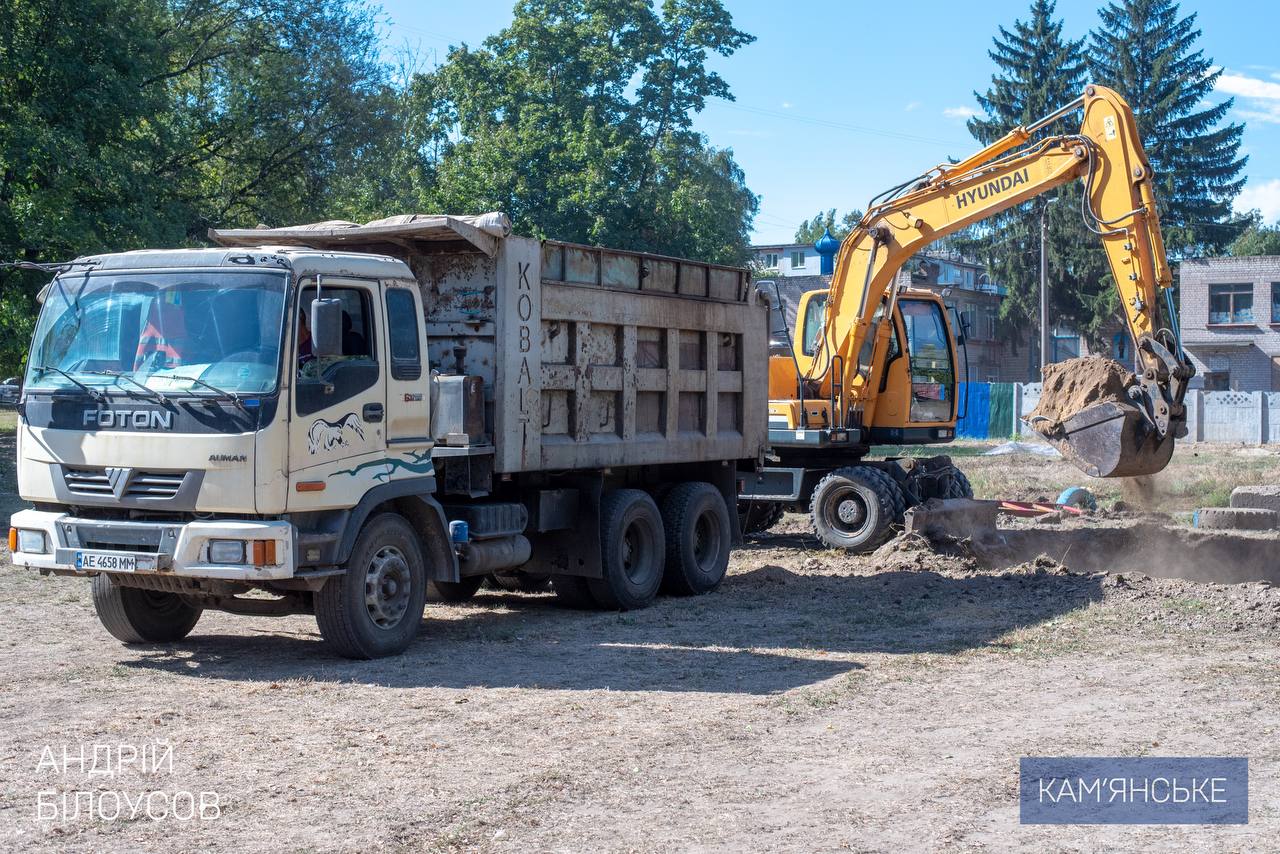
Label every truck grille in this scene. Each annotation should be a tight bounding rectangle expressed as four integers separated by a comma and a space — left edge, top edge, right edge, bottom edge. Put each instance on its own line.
125, 472, 186, 499
63, 468, 115, 496
63, 467, 188, 501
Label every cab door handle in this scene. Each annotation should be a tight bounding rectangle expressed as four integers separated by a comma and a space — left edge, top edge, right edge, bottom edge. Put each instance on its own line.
363, 403, 384, 423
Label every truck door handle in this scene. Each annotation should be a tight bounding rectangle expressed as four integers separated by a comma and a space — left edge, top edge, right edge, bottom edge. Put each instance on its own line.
363, 403, 384, 423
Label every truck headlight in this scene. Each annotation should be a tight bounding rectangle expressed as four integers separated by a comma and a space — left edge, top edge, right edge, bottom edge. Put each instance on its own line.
208, 539, 246, 564
15, 529, 48, 555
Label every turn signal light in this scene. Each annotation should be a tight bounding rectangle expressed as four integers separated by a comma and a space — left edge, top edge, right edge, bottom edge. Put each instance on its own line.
296, 481, 326, 492
251, 540, 278, 566
7, 528, 16, 552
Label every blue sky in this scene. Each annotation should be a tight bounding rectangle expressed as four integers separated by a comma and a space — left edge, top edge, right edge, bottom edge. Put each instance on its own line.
377, 0, 1280, 245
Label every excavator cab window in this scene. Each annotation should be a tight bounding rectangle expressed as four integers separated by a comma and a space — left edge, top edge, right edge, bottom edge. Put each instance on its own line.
900, 299, 954, 423
800, 293, 828, 356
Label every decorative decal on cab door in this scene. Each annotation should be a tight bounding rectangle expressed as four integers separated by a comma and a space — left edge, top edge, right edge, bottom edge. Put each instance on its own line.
308, 413, 365, 454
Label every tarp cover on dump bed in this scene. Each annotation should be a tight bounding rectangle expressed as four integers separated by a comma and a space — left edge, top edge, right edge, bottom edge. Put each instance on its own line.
209, 212, 513, 258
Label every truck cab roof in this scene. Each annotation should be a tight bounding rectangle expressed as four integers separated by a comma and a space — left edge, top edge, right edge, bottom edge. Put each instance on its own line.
70, 246, 414, 284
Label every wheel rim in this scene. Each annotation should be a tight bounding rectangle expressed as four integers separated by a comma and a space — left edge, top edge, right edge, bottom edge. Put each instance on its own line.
824, 485, 871, 537
692, 510, 721, 571
364, 545, 412, 630
620, 516, 657, 585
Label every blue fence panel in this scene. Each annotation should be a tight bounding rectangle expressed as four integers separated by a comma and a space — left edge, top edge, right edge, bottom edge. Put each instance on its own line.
955, 382, 992, 439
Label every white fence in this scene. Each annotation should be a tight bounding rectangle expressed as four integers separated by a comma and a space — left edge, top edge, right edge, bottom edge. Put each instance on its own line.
1014, 385, 1275, 444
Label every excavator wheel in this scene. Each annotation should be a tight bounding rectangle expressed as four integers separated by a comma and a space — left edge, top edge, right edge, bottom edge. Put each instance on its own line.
809, 466, 905, 553
945, 469, 974, 500
738, 500, 785, 535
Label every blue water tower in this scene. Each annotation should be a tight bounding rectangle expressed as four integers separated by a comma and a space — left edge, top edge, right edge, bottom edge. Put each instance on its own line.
814, 228, 841, 276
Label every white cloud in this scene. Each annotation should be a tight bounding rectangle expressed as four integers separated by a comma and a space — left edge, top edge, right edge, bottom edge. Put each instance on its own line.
1216, 70, 1280, 101
1237, 105, 1280, 124
943, 105, 978, 120
1235, 179, 1280, 223
904, 101, 921, 112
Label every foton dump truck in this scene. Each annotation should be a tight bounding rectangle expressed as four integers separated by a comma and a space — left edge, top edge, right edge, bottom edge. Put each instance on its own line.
8, 213, 767, 658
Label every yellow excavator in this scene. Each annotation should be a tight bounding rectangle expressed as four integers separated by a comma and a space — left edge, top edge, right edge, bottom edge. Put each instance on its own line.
741, 84, 1194, 550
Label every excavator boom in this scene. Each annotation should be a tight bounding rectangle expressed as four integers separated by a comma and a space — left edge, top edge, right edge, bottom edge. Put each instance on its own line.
788, 84, 1192, 477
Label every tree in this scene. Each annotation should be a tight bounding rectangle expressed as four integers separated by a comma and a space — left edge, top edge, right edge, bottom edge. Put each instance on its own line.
1089, 0, 1247, 258
0, 0, 395, 376
794, 209, 862, 244
412, 0, 758, 264
964, 0, 1114, 350
1229, 216, 1280, 257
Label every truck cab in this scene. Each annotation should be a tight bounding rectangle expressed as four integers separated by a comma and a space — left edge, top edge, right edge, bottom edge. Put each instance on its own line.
9, 214, 767, 658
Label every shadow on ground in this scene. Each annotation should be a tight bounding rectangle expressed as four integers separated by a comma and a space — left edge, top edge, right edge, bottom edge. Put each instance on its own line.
120, 561, 1104, 693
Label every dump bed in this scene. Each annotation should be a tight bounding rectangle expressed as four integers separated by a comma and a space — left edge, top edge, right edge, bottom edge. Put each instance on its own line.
212, 213, 768, 474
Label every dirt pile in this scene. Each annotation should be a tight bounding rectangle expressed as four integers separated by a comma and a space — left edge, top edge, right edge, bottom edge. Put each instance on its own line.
1028, 355, 1136, 429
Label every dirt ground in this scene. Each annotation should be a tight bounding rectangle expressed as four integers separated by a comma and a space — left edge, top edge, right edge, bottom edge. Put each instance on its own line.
1, 441, 1279, 852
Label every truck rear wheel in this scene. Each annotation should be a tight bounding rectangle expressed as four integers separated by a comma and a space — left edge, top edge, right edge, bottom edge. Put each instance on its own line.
739, 500, 784, 535
588, 489, 665, 610
428, 576, 484, 603
316, 513, 426, 659
91, 575, 202, 644
810, 466, 905, 552
662, 482, 731, 595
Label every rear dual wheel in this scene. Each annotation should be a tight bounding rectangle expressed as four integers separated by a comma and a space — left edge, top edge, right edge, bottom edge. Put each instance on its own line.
552, 483, 731, 609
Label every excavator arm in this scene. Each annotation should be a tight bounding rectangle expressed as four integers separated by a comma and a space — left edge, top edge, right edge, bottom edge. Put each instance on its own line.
795, 84, 1192, 477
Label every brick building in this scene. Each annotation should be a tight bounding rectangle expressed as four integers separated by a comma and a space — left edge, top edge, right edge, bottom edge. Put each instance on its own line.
1179, 256, 1280, 391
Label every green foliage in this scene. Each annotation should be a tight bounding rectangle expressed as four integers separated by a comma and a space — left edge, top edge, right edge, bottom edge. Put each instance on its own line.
1089, 0, 1247, 258
0, 0, 412, 376
413, 0, 758, 264
1229, 216, 1280, 257
794, 209, 861, 244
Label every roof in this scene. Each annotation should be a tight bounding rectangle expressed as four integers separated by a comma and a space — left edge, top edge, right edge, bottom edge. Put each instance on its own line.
209, 212, 512, 258
64, 246, 411, 283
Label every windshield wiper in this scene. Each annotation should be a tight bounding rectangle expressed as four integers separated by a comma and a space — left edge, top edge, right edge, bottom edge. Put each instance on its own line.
163, 375, 247, 411
33, 365, 106, 402
81, 370, 169, 403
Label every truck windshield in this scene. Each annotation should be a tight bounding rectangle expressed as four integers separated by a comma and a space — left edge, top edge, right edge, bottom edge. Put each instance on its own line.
25, 271, 288, 396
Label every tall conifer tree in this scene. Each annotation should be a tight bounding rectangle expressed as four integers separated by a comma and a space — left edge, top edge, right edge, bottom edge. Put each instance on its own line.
1089, 0, 1247, 256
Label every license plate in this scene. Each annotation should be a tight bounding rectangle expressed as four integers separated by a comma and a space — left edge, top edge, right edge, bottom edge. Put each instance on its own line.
75, 551, 139, 572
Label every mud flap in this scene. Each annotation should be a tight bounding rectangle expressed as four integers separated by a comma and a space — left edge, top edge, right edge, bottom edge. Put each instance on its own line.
1045, 401, 1175, 478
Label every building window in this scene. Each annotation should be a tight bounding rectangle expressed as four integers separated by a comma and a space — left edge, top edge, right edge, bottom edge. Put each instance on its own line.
761, 252, 779, 268
1272, 283, 1280, 323
790, 250, 806, 269
1209, 283, 1253, 324
1202, 371, 1229, 391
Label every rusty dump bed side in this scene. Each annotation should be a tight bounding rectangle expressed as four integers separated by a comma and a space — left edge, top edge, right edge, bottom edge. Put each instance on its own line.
212, 214, 769, 475
433, 236, 768, 473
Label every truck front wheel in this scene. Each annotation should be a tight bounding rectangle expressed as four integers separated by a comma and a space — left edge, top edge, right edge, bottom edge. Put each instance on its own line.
316, 513, 426, 659
588, 489, 665, 610
91, 575, 203, 644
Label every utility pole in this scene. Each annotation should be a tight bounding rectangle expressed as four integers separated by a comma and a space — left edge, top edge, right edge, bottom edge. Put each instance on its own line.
1039, 197, 1058, 374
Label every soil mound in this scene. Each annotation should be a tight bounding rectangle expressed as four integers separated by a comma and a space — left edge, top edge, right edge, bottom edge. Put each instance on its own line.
1028, 355, 1136, 429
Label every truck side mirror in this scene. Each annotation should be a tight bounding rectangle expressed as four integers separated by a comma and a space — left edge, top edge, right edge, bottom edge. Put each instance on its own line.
311, 298, 343, 357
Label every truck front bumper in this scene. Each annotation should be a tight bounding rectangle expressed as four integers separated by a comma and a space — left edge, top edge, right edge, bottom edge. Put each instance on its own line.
8, 509, 296, 582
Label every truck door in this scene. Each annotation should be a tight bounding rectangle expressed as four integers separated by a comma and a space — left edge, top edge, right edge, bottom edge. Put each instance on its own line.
382, 283, 432, 465
288, 278, 388, 505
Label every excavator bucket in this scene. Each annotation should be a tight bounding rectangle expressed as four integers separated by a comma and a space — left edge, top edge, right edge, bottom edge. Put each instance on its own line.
1040, 399, 1175, 478
1026, 356, 1178, 479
